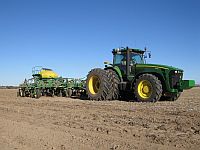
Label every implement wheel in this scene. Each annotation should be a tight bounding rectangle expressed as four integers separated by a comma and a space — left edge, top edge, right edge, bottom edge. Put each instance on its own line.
35, 89, 41, 99
67, 89, 72, 97
86, 68, 111, 100
134, 74, 162, 102
18, 89, 25, 97
30, 90, 34, 98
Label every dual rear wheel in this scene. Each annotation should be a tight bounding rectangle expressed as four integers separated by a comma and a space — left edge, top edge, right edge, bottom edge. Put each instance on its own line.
86, 68, 111, 100
86, 68, 120, 101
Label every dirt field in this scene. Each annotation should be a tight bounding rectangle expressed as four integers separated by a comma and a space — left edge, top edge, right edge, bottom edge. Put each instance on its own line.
0, 88, 200, 150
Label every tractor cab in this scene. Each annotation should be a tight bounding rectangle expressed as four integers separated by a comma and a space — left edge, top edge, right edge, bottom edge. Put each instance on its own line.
112, 47, 146, 78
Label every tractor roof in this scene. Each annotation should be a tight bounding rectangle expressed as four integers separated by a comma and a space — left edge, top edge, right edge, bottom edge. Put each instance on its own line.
42, 68, 53, 71
112, 47, 145, 54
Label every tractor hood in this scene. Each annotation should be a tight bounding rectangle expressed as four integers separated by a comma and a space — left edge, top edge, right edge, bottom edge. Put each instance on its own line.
136, 64, 183, 71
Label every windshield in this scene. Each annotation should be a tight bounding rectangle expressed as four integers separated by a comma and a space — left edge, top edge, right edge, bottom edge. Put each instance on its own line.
131, 53, 144, 64
113, 53, 126, 65
113, 53, 144, 65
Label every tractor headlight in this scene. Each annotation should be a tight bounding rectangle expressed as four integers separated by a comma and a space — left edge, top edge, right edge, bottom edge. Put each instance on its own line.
174, 70, 182, 74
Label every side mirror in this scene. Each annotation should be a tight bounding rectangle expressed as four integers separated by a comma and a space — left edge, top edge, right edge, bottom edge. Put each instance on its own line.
104, 61, 110, 65
104, 61, 113, 66
148, 52, 151, 58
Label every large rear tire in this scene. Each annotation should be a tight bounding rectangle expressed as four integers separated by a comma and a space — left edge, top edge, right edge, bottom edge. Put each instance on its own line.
134, 74, 162, 102
106, 69, 120, 100
86, 68, 111, 100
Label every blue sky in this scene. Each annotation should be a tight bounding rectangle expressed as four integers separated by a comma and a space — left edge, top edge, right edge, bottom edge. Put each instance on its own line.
0, 0, 199, 85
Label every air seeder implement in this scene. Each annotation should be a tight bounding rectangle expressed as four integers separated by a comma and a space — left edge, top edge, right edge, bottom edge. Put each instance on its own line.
18, 67, 85, 98
86, 47, 195, 102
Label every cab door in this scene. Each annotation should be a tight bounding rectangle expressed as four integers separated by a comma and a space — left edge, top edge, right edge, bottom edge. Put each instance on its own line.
129, 53, 136, 79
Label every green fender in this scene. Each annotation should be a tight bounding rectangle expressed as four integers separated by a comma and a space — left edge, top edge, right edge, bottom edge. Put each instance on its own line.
113, 66, 123, 80
105, 66, 123, 80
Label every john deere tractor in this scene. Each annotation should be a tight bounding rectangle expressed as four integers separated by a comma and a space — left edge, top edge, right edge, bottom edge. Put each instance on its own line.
86, 47, 195, 102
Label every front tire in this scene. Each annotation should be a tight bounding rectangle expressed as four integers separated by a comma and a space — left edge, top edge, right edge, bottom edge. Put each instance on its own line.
134, 74, 162, 102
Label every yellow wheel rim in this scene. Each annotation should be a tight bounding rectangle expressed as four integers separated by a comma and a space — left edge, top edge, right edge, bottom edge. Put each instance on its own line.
138, 80, 153, 99
88, 76, 100, 95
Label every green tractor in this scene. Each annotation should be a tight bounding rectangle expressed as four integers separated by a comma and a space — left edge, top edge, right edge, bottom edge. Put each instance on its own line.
86, 47, 195, 102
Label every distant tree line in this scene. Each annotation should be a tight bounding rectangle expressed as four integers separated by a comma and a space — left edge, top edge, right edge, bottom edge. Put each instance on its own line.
0, 86, 19, 89
195, 84, 200, 87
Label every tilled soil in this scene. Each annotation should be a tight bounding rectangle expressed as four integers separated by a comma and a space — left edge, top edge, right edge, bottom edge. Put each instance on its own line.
0, 88, 200, 150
